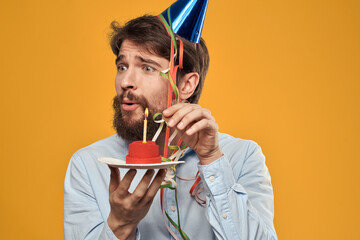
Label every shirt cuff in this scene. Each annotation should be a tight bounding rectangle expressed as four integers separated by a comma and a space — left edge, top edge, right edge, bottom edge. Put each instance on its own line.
198, 154, 246, 196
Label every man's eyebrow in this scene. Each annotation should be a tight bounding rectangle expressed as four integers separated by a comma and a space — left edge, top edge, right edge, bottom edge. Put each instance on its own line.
115, 55, 163, 68
115, 55, 123, 65
136, 56, 162, 68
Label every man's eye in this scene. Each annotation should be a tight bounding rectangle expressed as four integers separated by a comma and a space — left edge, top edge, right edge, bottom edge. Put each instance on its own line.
117, 65, 127, 71
143, 66, 155, 72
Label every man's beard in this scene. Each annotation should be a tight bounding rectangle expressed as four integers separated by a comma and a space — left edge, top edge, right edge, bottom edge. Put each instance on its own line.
113, 92, 165, 142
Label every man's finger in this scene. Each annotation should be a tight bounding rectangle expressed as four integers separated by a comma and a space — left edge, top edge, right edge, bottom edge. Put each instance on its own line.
109, 166, 120, 194
166, 105, 199, 128
162, 103, 190, 118
116, 169, 137, 197
176, 108, 212, 131
131, 169, 155, 202
185, 119, 218, 136
143, 169, 166, 203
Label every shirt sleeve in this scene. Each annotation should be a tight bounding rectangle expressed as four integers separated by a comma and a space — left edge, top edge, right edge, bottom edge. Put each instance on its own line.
63, 154, 141, 240
197, 141, 277, 240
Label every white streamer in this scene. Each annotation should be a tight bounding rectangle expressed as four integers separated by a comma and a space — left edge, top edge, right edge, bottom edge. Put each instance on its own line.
152, 121, 164, 142
168, 129, 178, 145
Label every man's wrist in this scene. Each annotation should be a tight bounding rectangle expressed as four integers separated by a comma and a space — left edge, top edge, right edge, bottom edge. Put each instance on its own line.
198, 148, 223, 165
107, 214, 137, 240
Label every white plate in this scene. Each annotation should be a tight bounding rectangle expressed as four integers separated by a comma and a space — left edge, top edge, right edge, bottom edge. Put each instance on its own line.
98, 157, 184, 169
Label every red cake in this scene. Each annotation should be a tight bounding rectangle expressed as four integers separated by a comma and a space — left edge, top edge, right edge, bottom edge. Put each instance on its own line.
126, 141, 162, 164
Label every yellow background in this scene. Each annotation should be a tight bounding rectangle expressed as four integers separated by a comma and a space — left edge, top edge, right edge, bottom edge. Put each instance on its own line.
1, 0, 359, 239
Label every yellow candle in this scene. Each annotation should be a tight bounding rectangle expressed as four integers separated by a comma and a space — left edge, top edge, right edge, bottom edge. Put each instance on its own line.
143, 108, 148, 143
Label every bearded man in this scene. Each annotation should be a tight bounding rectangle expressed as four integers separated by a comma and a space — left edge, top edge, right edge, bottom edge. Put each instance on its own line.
63, 5, 277, 240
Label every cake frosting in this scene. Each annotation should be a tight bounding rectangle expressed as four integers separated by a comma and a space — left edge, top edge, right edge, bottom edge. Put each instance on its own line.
126, 140, 162, 164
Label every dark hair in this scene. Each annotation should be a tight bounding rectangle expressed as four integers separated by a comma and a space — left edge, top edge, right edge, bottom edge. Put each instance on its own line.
109, 15, 209, 104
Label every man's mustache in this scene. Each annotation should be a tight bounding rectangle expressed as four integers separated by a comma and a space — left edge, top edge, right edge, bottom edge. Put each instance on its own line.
118, 91, 148, 110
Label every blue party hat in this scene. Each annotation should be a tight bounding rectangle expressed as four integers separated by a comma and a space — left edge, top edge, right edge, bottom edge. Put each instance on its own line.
160, 0, 208, 43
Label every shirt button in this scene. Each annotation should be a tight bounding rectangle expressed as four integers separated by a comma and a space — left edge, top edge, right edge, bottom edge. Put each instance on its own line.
170, 206, 177, 212
209, 176, 215, 182
222, 213, 228, 219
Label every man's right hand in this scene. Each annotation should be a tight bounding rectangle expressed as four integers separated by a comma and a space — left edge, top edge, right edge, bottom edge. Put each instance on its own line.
107, 167, 166, 240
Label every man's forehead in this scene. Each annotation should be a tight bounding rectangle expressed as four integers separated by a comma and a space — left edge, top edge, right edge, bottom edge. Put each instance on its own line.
118, 40, 159, 58
117, 40, 169, 67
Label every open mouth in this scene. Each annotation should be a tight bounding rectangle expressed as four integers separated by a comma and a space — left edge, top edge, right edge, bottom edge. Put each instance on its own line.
121, 100, 140, 111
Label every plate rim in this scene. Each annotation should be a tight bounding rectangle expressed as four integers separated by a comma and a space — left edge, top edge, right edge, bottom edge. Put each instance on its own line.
98, 157, 184, 169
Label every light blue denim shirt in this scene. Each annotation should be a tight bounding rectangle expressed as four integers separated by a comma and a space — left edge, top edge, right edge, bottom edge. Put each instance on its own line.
64, 133, 277, 239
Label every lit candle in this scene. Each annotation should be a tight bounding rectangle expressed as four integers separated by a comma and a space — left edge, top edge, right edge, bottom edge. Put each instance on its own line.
143, 108, 148, 143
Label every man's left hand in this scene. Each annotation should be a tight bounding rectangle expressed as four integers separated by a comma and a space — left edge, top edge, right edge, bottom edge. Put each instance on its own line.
162, 103, 223, 165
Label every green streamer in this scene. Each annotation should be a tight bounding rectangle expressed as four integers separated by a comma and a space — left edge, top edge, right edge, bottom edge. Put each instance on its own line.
161, 188, 190, 240
157, 12, 190, 240
161, 157, 172, 162
167, 7, 172, 29
175, 188, 190, 240
158, 14, 177, 54
160, 72, 179, 102
160, 183, 175, 190
153, 112, 163, 121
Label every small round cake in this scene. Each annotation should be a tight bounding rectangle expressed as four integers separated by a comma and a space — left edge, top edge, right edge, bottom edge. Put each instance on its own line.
126, 141, 162, 164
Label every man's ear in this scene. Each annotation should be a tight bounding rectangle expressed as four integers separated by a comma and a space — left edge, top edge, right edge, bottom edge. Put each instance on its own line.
178, 72, 199, 101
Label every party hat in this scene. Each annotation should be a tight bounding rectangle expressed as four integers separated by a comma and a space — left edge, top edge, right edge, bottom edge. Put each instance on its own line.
160, 0, 209, 43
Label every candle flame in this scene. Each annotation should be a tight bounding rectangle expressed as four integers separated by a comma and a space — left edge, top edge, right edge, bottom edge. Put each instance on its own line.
145, 108, 148, 118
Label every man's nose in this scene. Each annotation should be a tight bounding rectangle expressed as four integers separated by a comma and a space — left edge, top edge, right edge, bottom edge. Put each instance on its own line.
118, 68, 137, 90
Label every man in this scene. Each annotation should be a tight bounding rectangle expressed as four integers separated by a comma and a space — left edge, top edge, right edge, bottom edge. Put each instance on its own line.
64, 5, 277, 240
